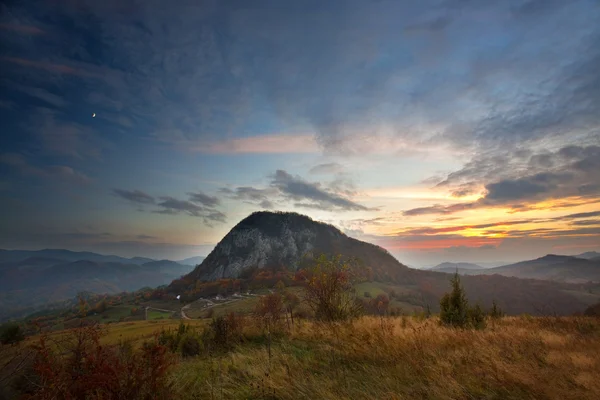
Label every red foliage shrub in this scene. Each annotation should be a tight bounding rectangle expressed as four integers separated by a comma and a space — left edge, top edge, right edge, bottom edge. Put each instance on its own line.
25, 323, 174, 400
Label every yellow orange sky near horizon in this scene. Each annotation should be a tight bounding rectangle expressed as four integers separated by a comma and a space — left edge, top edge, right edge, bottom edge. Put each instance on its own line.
363, 195, 600, 251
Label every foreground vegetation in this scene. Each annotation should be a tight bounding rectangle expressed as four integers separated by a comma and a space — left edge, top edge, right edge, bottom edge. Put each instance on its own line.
3, 257, 600, 399
2, 315, 600, 399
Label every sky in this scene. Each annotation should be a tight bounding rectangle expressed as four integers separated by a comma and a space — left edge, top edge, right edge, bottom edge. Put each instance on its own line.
1, 0, 599, 267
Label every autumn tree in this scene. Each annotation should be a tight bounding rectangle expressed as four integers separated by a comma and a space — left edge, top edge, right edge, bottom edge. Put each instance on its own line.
372, 294, 390, 316
255, 293, 284, 329
77, 295, 89, 318
295, 254, 363, 322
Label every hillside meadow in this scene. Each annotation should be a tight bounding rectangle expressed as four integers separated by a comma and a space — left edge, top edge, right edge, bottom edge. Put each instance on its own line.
2, 314, 600, 399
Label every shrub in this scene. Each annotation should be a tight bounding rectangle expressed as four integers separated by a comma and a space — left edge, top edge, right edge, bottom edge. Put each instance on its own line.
364, 291, 372, 298
295, 254, 363, 322
0, 323, 25, 345
469, 304, 487, 330
178, 334, 201, 358
26, 323, 173, 399
204, 313, 244, 351
255, 293, 284, 328
584, 301, 600, 317
489, 300, 504, 319
158, 321, 201, 357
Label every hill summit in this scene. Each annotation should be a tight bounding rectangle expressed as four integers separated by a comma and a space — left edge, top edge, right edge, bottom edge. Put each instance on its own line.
185, 211, 408, 281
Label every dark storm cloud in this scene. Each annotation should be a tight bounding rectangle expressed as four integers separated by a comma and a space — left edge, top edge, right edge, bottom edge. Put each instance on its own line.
112, 189, 155, 205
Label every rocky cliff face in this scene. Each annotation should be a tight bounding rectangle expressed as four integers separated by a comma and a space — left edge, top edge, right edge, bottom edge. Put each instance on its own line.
186, 211, 406, 281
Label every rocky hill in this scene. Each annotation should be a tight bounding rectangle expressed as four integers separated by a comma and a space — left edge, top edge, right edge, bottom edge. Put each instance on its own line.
177, 211, 600, 316
187, 211, 408, 281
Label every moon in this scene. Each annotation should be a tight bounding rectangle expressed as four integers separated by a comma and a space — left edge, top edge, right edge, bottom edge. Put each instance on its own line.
92, 113, 96, 118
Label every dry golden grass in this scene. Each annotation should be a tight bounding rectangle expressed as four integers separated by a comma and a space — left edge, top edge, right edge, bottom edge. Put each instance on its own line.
171, 315, 600, 400
3, 316, 599, 399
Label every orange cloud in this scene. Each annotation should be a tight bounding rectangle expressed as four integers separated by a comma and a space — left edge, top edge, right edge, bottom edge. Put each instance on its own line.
379, 236, 501, 250
194, 134, 319, 154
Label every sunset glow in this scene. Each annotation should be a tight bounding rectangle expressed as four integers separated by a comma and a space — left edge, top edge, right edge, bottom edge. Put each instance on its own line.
1, 0, 598, 267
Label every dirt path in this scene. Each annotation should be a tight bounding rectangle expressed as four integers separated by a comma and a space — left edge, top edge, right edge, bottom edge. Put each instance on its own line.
180, 303, 191, 320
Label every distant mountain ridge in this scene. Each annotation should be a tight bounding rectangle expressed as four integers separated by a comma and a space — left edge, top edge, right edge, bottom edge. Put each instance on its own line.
0, 248, 156, 265
0, 249, 203, 322
577, 251, 600, 260
429, 262, 485, 272
440, 254, 600, 283
177, 256, 206, 266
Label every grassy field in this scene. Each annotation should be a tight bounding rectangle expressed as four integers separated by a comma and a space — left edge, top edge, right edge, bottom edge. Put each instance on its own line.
3, 315, 600, 399
86, 305, 137, 323
147, 309, 175, 320
169, 315, 600, 400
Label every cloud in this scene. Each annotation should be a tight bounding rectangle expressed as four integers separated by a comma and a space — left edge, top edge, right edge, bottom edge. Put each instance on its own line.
136, 234, 157, 240
0, 153, 90, 184
309, 163, 344, 175
8, 83, 67, 108
259, 200, 275, 209
205, 210, 227, 224
404, 16, 452, 34
408, 144, 600, 215
155, 197, 204, 217
219, 169, 369, 212
188, 191, 220, 207
219, 186, 279, 208
484, 177, 552, 202
555, 211, 600, 220
112, 189, 155, 205
403, 202, 475, 216
271, 169, 369, 211
2, 57, 104, 78
152, 195, 227, 225
189, 134, 319, 154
